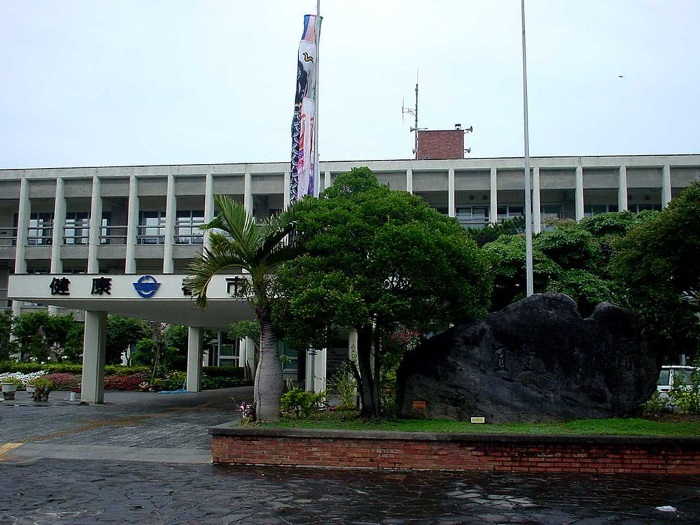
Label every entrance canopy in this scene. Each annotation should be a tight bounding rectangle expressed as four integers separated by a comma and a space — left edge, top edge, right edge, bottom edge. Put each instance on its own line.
8, 274, 254, 329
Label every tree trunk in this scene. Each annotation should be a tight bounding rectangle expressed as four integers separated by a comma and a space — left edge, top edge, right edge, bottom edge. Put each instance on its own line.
356, 325, 377, 418
254, 315, 283, 422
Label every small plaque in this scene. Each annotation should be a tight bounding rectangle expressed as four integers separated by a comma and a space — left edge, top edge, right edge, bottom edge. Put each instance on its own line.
470, 417, 486, 424
412, 400, 427, 410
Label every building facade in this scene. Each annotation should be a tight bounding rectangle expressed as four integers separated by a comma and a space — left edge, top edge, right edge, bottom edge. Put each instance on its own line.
2, 154, 699, 401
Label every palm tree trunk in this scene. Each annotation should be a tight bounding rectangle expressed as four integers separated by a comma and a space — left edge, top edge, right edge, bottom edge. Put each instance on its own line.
254, 315, 283, 422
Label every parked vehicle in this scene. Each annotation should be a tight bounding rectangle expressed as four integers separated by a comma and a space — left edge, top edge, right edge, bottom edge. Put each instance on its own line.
657, 365, 700, 397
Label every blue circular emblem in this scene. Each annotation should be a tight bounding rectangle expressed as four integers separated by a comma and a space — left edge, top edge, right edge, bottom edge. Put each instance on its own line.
133, 275, 160, 298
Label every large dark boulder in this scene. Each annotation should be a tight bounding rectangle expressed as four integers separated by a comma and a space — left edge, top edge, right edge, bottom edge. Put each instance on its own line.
397, 293, 659, 423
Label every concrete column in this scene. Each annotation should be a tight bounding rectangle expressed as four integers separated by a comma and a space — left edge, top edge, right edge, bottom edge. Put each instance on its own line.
532, 167, 541, 234
575, 166, 584, 221
244, 172, 253, 215
447, 168, 455, 218
283, 171, 291, 209
87, 176, 102, 274
12, 178, 30, 317
242, 336, 255, 380
489, 168, 498, 224
406, 169, 413, 194
50, 177, 65, 274
186, 326, 203, 392
81, 310, 108, 404
125, 175, 139, 274
324, 170, 331, 193
305, 350, 315, 392
662, 165, 672, 209
204, 172, 214, 247
163, 174, 175, 274
347, 330, 358, 362
618, 166, 628, 212
313, 348, 327, 393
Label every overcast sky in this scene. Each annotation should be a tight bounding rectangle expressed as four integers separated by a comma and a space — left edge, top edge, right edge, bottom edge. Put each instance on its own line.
1, 1, 698, 169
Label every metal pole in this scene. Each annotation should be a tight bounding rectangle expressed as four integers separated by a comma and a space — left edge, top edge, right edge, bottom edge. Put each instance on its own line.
521, 0, 534, 297
313, 0, 321, 197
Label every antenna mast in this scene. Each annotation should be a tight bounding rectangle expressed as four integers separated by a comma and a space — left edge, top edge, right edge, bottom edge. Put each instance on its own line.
402, 72, 420, 156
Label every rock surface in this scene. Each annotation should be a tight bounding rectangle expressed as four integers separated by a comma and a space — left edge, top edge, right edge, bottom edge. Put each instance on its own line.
397, 293, 658, 423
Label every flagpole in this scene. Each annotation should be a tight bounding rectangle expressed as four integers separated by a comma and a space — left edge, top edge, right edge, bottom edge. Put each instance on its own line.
521, 0, 534, 297
313, 0, 321, 198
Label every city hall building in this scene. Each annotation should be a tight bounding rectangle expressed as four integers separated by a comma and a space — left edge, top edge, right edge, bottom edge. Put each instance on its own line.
2, 144, 699, 403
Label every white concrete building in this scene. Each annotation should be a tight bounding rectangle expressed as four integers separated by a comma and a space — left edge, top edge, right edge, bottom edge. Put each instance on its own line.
2, 154, 699, 402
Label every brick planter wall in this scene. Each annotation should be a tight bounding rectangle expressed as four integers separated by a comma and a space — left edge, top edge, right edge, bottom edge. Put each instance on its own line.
210, 424, 700, 474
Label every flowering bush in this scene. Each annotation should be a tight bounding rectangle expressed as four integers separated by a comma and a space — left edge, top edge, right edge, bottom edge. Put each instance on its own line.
104, 372, 148, 391
0, 371, 46, 387
41, 372, 81, 390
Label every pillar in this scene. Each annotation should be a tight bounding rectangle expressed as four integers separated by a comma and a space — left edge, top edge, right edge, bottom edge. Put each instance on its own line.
489, 168, 498, 224
186, 326, 203, 392
50, 177, 65, 274
87, 176, 102, 274
406, 168, 413, 194
81, 311, 108, 404
312, 348, 327, 393
163, 174, 175, 274
244, 172, 252, 215
618, 166, 628, 212
662, 165, 672, 209
532, 167, 541, 233
283, 171, 291, 209
575, 166, 584, 221
447, 168, 455, 218
204, 172, 214, 246
125, 175, 139, 274
12, 179, 30, 317
324, 170, 331, 193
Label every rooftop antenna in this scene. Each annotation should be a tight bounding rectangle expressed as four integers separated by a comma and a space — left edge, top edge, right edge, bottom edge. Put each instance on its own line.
401, 71, 423, 156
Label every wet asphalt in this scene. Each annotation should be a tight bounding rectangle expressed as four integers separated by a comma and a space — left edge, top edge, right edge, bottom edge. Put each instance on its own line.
2, 388, 700, 524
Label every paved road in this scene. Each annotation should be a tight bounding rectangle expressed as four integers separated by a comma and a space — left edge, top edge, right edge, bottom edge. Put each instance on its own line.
2, 389, 700, 524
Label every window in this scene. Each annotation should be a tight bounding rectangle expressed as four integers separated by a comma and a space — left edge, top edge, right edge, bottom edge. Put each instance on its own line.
456, 207, 489, 229
64, 212, 90, 245
540, 205, 562, 231
175, 210, 205, 245
584, 204, 619, 217
138, 211, 166, 245
497, 206, 523, 222
28, 212, 54, 246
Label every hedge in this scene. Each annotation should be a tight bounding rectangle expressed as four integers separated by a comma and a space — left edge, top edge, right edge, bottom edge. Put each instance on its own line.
0, 362, 150, 376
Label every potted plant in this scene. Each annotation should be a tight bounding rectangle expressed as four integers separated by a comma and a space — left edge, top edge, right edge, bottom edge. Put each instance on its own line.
28, 378, 53, 402
1, 378, 21, 401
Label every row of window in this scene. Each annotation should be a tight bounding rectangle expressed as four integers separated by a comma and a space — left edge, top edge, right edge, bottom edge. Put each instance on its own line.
20, 211, 207, 246
10, 203, 665, 246
451, 203, 662, 229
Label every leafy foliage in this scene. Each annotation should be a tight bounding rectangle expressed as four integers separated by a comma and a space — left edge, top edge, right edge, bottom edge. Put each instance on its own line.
13, 311, 83, 363
106, 315, 149, 365
280, 388, 326, 418
275, 167, 493, 417
611, 182, 700, 361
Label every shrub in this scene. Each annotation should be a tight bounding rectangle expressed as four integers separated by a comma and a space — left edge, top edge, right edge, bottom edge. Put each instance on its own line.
280, 388, 326, 418
202, 366, 244, 379
151, 371, 187, 391
104, 372, 148, 391
328, 361, 357, 409
41, 373, 81, 390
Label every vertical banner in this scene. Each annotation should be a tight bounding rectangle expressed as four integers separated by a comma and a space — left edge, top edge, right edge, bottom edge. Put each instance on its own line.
290, 14, 321, 204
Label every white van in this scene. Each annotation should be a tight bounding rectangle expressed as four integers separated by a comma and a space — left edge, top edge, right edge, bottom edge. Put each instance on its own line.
657, 365, 699, 397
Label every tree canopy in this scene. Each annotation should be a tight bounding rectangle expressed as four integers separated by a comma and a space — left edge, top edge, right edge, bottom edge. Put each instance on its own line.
611, 182, 700, 361
274, 167, 493, 417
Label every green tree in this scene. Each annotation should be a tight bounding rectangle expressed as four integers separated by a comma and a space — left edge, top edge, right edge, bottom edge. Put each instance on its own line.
13, 311, 83, 363
106, 315, 150, 365
275, 167, 493, 418
612, 182, 700, 361
185, 195, 298, 422
0, 310, 16, 361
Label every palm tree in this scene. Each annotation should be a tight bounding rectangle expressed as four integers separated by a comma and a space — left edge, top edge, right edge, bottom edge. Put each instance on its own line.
185, 195, 297, 422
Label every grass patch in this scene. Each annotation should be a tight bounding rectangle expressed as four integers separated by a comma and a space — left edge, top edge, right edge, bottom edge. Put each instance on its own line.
262, 411, 700, 437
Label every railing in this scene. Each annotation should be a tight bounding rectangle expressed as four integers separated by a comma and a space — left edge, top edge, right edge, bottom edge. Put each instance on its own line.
100, 225, 127, 245
0, 228, 17, 247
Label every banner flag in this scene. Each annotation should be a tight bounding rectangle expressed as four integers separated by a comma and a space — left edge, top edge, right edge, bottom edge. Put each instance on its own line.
290, 14, 321, 204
